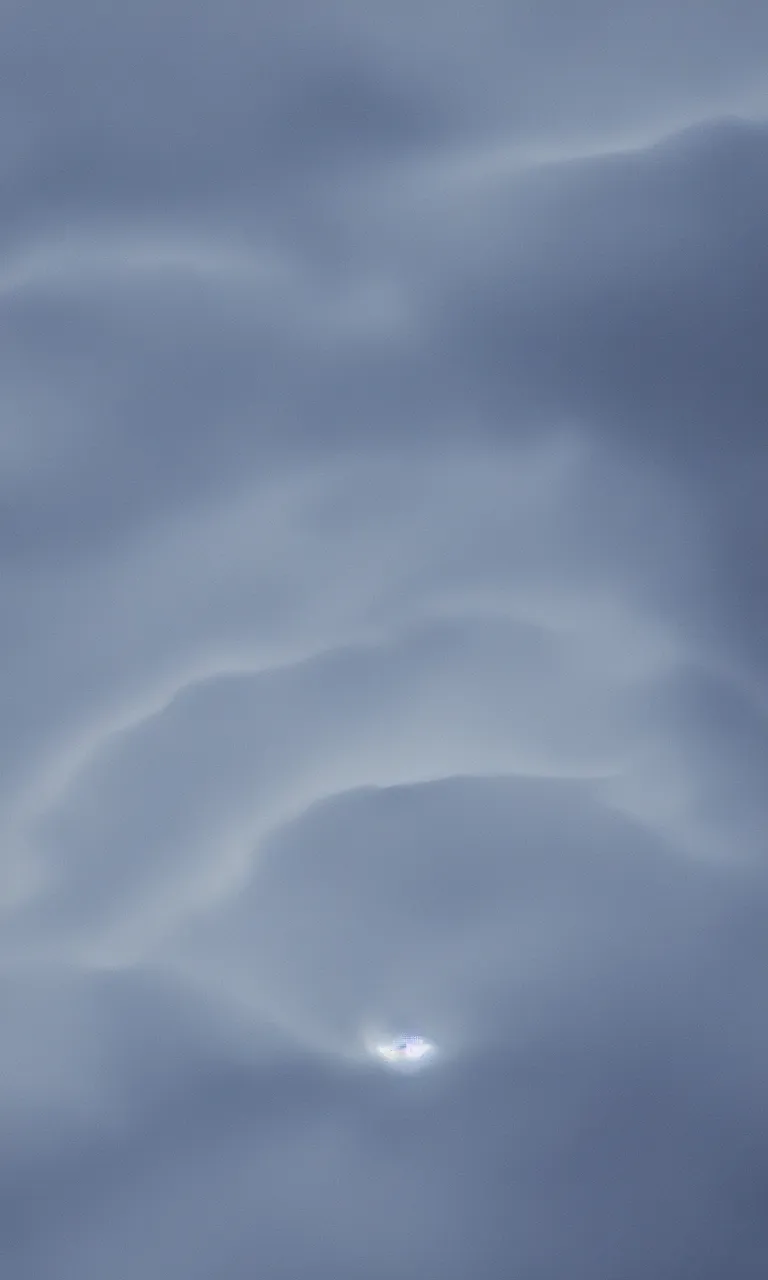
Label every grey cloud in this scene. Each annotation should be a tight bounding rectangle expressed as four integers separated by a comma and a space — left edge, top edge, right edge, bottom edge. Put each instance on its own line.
3, 2, 768, 1278
4, 826, 768, 1280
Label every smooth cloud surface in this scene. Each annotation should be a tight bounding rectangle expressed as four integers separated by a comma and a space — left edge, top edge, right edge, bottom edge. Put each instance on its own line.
2, 3, 768, 1278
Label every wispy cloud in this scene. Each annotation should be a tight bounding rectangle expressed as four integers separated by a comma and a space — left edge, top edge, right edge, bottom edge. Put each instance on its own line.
3, 3, 768, 1277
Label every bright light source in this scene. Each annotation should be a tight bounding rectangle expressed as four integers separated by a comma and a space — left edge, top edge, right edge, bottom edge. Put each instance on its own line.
373, 1034, 436, 1071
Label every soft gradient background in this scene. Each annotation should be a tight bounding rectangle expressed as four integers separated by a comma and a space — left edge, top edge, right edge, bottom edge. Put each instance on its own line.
3, 3, 768, 1277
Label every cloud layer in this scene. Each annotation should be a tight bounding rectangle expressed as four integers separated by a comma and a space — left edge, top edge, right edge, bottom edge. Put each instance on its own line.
3, 3, 768, 1277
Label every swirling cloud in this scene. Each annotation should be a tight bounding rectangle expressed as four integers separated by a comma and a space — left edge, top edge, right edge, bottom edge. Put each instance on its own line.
3, 4, 768, 1278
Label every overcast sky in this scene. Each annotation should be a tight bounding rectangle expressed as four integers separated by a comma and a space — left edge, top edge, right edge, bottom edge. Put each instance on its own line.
2, 3, 768, 1277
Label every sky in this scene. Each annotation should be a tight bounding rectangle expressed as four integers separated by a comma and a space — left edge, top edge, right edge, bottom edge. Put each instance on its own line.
2, 2, 768, 1276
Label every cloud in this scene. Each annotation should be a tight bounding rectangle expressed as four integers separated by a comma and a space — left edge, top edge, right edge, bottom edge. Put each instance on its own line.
3, 3, 768, 1277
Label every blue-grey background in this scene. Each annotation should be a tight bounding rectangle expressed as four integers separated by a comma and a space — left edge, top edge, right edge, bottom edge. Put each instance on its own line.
2, 3, 768, 1276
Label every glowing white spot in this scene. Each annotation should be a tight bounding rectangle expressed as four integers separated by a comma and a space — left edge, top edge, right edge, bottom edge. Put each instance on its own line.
373, 1034, 436, 1071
